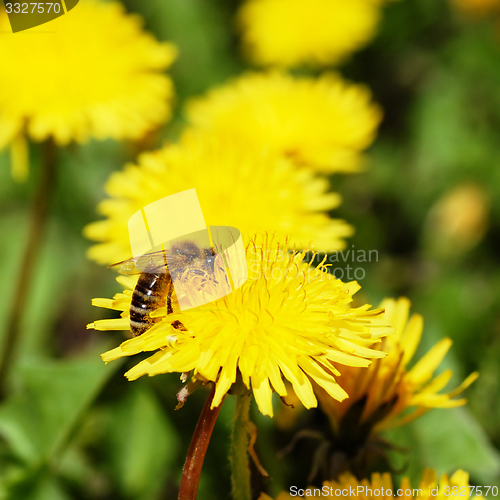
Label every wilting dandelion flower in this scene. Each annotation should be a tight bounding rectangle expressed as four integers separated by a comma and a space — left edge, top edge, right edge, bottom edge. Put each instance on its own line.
84, 133, 354, 265
185, 72, 382, 174
237, 0, 386, 67
266, 469, 479, 500
88, 234, 393, 417
318, 297, 478, 433
0, 1, 176, 180
297, 298, 479, 479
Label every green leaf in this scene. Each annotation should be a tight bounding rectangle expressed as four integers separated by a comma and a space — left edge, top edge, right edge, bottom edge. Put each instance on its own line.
412, 406, 500, 484
0, 348, 122, 464
107, 383, 180, 500
385, 406, 500, 486
28, 475, 70, 500
5, 466, 71, 500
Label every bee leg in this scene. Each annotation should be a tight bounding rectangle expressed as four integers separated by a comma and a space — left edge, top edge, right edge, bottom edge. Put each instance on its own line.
166, 280, 187, 331
166, 280, 174, 314
172, 320, 187, 331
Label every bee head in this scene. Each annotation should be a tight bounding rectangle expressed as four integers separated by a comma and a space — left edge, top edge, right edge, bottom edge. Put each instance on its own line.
173, 241, 201, 261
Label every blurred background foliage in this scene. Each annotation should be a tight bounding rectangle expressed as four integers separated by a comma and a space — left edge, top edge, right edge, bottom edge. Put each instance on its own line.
1, 0, 500, 498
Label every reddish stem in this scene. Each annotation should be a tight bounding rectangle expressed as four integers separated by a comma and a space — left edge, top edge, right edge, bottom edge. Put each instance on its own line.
178, 384, 224, 500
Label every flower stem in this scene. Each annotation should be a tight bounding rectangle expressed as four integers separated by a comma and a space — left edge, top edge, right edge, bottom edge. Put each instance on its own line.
230, 393, 252, 500
0, 139, 57, 400
178, 384, 224, 500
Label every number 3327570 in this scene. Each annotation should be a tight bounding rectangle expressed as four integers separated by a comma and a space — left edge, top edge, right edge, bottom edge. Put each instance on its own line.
5, 3, 62, 14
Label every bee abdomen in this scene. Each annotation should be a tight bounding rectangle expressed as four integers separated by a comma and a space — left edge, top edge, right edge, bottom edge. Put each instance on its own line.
130, 273, 169, 336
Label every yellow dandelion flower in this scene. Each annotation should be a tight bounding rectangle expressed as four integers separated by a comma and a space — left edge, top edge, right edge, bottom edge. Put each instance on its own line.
185, 72, 382, 173
84, 132, 354, 265
272, 468, 480, 500
425, 183, 489, 256
237, 0, 386, 67
317, 297, 478, 434
88, 234, 393, 417
0, 0, 176, 175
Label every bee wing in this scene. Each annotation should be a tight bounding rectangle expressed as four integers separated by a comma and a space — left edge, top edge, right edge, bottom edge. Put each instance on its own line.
108, 250, 170, 275
107, 258, 142, 275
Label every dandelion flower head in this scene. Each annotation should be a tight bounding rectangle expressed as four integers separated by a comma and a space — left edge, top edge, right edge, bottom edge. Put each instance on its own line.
0, 0, 177, 150
88, 234, 394, 417
426, 183, 489, 254
316, 297, 478, 433
270, 468, 479, 500
84, 132, 354, 266
186, 72, 382, 173
238, 0, 385, 67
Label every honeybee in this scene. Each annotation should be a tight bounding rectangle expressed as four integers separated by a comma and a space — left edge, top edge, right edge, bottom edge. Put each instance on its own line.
110, 241, 218, 337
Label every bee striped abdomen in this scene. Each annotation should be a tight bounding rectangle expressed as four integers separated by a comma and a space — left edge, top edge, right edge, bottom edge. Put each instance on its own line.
130, 272, 170, 336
